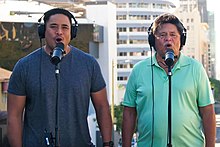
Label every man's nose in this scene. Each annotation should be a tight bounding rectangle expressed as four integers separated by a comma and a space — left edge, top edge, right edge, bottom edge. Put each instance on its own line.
56, 27, 63, 35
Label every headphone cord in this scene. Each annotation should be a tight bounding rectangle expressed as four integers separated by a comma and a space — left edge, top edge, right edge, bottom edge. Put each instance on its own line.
39, 38, 43, 48
150, 46, 155, 147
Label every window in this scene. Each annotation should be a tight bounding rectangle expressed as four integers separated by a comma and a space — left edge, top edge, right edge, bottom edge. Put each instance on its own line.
129, 27, 147, 32
118, 52, 127, 56
117, 76, 128, 81
117, 40, 127, 44
118, 27, 127, 32
117, 15, 126, 20
116, 3, 126, 8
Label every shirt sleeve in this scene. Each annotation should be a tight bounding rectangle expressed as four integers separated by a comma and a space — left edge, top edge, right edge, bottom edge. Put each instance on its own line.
90, 58, 106, 93
196, 62, 214, 107
8, 59, 26, 96
122, 67, 137, 107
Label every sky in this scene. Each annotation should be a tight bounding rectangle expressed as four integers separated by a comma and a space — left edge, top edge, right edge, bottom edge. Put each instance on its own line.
207, 0, 220, 80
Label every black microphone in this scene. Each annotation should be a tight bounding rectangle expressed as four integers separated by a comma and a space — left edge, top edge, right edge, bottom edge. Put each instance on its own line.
165, 48, 174, 67
50, 42, 65, 65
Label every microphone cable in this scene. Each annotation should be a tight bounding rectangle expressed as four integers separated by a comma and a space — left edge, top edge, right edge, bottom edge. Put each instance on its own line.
150, 46, 155, 147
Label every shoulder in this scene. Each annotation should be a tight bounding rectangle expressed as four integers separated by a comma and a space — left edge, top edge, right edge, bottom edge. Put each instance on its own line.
179, 54, 207, 78
127, 58, 152, 80
179, 54, 203, 69
13, 48, 42, 70
70, 46, 97, 64
18, 48, 42, 65
132, 57, 152, 71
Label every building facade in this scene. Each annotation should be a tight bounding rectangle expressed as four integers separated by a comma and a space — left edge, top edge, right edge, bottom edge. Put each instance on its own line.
115, 0, 178, 103
177, 0, 215, 78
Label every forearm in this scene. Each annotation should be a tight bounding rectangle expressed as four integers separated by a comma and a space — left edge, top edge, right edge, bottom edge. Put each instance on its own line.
122, 106, 137, 147
203, 113, 216, 147
7, 94, 25, 147
122, 123, 135, 147
91, 88, 113, 143
96, 106, 113, 142
7, 117, 23, 147
200, 104, 216, 147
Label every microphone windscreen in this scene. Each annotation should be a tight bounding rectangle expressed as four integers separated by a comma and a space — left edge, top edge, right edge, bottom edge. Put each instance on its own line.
50, 42, 64, 65
56, 42, 64, 49
165, 48, 174, 67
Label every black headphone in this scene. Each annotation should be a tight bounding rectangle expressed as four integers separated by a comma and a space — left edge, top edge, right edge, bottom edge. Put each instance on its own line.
38, 8, 78, 40
148, 21, 187, 50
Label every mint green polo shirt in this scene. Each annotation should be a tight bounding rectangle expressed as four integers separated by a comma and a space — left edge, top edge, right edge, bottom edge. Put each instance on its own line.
122, 53, 214, 147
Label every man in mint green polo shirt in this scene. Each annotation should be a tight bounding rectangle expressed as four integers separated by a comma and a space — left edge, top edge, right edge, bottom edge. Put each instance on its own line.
122, 13, 216, 147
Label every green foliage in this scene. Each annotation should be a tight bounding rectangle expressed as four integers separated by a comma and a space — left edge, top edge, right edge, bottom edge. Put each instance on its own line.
0, 41, 37, 70
113, 104, 123, 132
209, 78, 220, 101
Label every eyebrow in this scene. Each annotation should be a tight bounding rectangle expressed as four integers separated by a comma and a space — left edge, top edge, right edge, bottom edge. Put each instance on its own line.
49, 23, 70, 27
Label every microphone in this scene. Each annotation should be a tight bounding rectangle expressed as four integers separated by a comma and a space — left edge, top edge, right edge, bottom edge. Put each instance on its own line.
165, 48, 174, 67
50, 42, 65, 65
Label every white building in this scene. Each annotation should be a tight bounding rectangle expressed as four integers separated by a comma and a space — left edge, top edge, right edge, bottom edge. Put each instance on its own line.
114, 0, 179, 103
176, 0, 215, 78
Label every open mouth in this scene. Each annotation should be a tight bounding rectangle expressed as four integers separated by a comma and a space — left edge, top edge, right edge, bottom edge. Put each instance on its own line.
165, 43, 172, 48
56, 37, 62, 43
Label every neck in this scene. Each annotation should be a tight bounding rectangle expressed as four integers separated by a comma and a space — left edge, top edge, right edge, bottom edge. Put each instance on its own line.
156, 53, 179, 73
43, 45, 71, 56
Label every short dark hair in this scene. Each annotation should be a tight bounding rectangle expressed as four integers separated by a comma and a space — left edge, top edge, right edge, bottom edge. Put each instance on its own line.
151, 13, 185, 36
43, 8, 73, 25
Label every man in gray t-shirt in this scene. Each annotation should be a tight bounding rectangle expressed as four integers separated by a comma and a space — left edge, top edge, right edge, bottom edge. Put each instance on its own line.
7, 8, 113, 147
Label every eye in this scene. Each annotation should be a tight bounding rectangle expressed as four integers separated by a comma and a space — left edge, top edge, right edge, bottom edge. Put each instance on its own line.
158, 33, 167, 39
170, 33, 177, 38
160, 34, 166, 37
62, 25, 70, 30
50, 24, 58, 29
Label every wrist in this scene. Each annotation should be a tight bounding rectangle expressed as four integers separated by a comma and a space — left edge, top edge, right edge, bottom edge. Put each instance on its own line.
103, 141, 114, 147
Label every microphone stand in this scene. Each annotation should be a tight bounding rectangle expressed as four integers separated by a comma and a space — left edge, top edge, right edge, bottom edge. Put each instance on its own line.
54, 63, 60, 147
45, 43, 64, 147
167, 66, 172, 147
44, 63, 61, 147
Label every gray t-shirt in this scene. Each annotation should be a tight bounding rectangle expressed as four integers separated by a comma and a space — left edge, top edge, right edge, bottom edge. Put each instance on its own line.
8, 46, 106, 147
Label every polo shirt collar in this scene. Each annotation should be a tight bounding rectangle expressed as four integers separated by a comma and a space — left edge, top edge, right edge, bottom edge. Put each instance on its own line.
146, 53, 191, 70
173, 53, 191, 71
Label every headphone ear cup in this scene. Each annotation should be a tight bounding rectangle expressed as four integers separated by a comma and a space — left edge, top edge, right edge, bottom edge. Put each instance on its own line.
38, 24, 45, 39
180, 29, 186, 47
148, 33, 155, 49
71, 25, 77, 40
